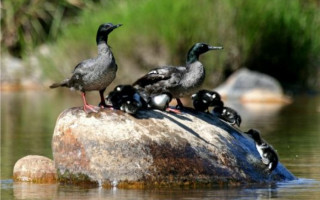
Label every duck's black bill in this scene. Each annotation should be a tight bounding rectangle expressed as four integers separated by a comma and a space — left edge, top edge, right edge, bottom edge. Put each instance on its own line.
113, 24, 123, 29
208, 46, 223, 50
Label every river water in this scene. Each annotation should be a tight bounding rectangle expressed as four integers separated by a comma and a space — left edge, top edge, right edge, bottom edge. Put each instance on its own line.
1, 90, 320, 199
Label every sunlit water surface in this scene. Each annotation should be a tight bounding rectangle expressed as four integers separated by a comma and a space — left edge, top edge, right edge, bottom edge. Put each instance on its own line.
1, 90, 320, 199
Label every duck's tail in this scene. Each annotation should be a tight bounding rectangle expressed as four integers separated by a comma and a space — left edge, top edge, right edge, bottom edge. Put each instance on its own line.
49, 79, 69, 89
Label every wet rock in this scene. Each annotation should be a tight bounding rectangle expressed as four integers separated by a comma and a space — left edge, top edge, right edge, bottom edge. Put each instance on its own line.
215, 68, 291, 103
52, 107, 295, 188
13, 155, 57, 183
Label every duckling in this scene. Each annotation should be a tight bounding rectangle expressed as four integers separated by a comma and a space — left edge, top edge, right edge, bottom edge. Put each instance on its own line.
50, 23, 122, 113
212, 106, 242, 127
192, 89, 223, 112
244, 129, 279, 173
133, 43, 223, 109
106, 85, 142, 114
148, 93, 172, 111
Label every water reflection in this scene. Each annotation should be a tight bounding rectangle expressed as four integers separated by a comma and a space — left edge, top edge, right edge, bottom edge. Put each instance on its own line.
1, 179, 319, 200
1, 90, 94, 179
13, 182, 58, 200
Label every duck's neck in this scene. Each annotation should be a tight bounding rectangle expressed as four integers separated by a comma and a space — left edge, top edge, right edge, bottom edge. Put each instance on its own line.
186, 49, 199, 65
97, 42, 111, 56
179, 61, 205, 90
254, 134, 263, 145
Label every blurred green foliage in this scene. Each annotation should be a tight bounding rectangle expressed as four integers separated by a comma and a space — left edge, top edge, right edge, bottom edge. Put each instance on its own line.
2, 0, 320, 91
235, 0, 320, 91
1, 0, 101, 57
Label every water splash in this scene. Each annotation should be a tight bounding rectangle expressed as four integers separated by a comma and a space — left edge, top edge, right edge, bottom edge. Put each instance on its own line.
111, 179, 118, 188
98, 179, 102, 187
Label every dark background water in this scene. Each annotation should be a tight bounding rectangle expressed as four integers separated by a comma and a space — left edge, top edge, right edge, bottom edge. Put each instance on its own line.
1, 90, 320, 199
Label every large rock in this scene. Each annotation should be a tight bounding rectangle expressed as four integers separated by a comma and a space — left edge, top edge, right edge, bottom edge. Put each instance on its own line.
215, 68, 291, 103
52, 107, 295, 188
13, 155, 57, 183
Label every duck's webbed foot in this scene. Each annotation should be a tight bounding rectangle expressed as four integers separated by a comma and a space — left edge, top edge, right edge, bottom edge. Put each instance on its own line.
165, 107, 182, 114
83, 104, 100, 113
81, 92, 100, 113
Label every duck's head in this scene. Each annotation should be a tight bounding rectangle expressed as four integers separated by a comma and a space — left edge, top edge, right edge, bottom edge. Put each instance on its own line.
235, 115, 242, 127
211, 99, 224, 108
187, 43, 223, 64
120, 99, 141, 115
96, 23, 122, 44
245, 129, 262, 142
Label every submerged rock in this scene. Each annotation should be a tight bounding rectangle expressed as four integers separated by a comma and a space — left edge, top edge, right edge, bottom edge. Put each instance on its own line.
52, 107, 295, 188
215, 68, 291, 103
13, 155, 57, 183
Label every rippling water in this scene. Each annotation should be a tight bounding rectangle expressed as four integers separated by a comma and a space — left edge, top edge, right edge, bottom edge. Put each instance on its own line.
1, 90, 320, 199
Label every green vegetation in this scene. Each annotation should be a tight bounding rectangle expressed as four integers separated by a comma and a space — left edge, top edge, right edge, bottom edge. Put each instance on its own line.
235, 0, 320, 91
2, 0, 320, 92
1, 0, 100, 57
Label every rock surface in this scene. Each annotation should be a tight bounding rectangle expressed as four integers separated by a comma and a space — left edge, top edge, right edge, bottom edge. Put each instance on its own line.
13, 155, 57, 183
215, 68, 291, 103
52, 107, 296, 188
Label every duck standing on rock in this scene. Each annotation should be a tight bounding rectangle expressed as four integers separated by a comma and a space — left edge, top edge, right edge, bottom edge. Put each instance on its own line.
133, 43, 223, 110
212, 106, 242, 127
192, 89, 223, 112
244, 129, 279, 173
50, 23, 122, 113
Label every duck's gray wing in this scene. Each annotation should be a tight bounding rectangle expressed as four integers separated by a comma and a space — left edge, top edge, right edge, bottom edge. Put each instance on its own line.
50, 60, 93, 89
133, 66, 185, 88
65, 59, 96, 91
133, 66, 185, 100
72, 58, 96, 74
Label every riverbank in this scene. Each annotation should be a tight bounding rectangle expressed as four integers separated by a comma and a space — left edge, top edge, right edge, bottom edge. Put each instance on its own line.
2, 0, 320, 92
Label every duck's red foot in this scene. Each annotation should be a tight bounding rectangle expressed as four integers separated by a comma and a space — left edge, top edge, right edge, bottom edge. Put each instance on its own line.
83, 104, 100, 113
166, 107, 182, 114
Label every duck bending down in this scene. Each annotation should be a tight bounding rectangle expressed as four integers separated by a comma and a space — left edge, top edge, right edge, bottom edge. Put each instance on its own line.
244, 129, 279, 173
148, 93, 173, 111
212, 106, 242, 127
132, 43, 223, 109
106, 85, 142, 114
50, 23, 122, 113
192, 89, 223, 112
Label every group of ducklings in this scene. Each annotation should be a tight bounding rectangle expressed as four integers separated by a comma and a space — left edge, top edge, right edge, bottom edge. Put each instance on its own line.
106, 86, 279, 174
191, 89, 278, 173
